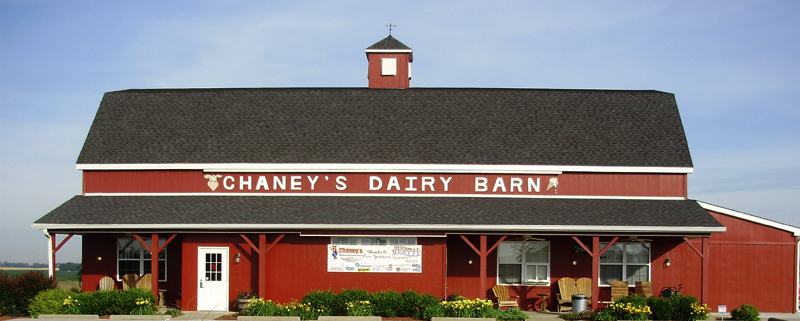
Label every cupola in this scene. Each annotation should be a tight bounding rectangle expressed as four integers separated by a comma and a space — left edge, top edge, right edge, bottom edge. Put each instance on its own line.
365, 35, 413, 89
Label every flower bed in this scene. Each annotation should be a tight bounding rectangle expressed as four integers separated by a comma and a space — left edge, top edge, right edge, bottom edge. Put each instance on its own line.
558, 294, 714, 321
239, 290, 528, 321
27, 288, 160, 318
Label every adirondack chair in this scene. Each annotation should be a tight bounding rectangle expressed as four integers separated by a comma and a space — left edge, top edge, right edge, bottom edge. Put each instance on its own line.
634, 281, 653, 298
610, 281, 629, 301
98, 276, 115, 291
575, 277, 592, 304
136, 273, 153, 291
557, 277, 578, 312
491, 284, 519, 309
121, 273, 138, 290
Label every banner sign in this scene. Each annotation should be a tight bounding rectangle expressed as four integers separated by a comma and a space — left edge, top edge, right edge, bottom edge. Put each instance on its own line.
327, 244, 422, 273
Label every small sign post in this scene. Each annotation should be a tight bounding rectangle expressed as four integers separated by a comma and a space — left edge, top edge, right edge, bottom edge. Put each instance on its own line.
718, 305, 727, 321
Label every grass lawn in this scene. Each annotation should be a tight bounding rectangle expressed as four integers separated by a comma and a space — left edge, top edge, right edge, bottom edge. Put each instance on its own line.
1, 268, 81, 290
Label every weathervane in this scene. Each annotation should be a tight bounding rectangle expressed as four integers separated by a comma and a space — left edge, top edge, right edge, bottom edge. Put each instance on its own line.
386, 23, 396, 35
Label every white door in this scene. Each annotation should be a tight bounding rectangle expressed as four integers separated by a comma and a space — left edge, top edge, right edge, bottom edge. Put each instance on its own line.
197, 247, 229, 311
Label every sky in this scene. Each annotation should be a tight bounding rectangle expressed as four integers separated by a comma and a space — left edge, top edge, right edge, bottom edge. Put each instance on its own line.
1, 1, 799, 264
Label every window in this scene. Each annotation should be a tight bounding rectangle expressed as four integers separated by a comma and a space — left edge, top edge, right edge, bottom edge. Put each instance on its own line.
599, 242, 650, 285
497, 241, 550, 285
381, 58, 397, 76
117, 238, 167, 281
331, 237, 416, 245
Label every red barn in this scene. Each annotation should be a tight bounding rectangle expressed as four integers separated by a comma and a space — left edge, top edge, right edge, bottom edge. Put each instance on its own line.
33, 35, 799, 313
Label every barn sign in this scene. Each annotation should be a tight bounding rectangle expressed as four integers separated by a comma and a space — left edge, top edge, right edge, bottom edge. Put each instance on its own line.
203, 173, 559, 196
327, 244, 423, 273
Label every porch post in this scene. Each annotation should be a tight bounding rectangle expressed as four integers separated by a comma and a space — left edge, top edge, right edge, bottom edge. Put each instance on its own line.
701, 237, 709, 303
47, 233, 75, 287
573, 236, 617, 311
241, 233, 285, 299
132, 233, 177, 298
592, 236, 600, 311
683, 237, 709, 303
480, 235, 487, 298
459, 234, 507, 299
150, 234, 159, 296
259, 234, 267, 299
50, 232, 56, 286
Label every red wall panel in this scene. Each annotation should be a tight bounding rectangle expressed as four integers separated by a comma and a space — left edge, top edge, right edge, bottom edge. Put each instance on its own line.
705, 212, 798, 312
367, 53, 410, 89
180, 233, 446, 310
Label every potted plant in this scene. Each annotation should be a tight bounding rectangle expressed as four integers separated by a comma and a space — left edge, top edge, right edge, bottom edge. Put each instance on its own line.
237, 289, 257, 310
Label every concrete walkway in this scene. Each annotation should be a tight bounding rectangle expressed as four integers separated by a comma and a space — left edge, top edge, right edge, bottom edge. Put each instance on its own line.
167, 310, 800, 321
522, 310, 800, 321
171, 311, 233, 320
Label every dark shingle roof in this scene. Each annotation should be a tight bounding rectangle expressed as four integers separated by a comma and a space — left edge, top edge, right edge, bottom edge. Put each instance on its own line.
34, 196, 722, 233
76, 88, 693, 168
366, 35, 412, 50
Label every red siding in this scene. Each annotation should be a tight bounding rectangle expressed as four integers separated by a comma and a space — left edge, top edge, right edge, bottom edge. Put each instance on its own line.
705, 212, 798, 312
81, 234, 183, 306
180, 233, 446, 310
367, 53, 410, 89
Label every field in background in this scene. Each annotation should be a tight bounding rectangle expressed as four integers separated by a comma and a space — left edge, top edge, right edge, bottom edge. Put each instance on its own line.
1, 268, 81, 290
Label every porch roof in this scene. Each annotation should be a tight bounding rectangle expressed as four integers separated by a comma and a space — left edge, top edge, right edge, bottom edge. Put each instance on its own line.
32, 196, 725, 235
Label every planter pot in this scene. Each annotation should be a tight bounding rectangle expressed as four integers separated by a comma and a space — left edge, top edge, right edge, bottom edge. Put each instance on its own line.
237, 298, 251, 310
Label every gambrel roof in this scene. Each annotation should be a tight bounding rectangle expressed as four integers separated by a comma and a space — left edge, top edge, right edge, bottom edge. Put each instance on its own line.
77, 88, 693, 169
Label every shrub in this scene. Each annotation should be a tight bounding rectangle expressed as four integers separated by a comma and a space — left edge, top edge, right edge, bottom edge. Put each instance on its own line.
670, 295, 709, 321
496, 308, 529, 320
242, 298, 282, 317
401, 290, 441, 319
646, 296, 674, 320
81, 290, 124, 315
439, 298, 494, 318
301, 289, 335, 316
28, 288, 72, 317
446, 293, 467, 301
346, 300, 374, 316
283, 301, 320, 320
116, 288, 158, 315
243, 298, 324, 320
29, 287, 159, 317
332, 288, 369, 316
731, 304, 760, 321
0, 270, 55, 316
370, 290, 402, 317
422, 303, 446, 320
597, 295, 651, 321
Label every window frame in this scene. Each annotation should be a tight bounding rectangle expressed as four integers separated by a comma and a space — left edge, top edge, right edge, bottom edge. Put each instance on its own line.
599, 242, 650, 286
116, 237, 167, 282
496, 240, 550, 286
330, 237, 417, 246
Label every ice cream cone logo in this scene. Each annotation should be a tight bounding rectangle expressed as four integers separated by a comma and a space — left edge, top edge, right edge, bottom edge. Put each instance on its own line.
203, 174, 224, 191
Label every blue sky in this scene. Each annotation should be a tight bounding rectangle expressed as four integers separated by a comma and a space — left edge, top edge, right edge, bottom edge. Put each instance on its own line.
1, 1, 798, 264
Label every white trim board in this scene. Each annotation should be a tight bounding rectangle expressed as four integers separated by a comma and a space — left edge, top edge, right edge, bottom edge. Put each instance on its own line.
30, 223, 726, 234
698, 201, 800, 236
76, 163, 693, 174
82, 192, 685, 200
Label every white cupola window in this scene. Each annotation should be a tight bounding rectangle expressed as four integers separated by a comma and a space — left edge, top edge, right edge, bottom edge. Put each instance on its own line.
381, 58, 397, 76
